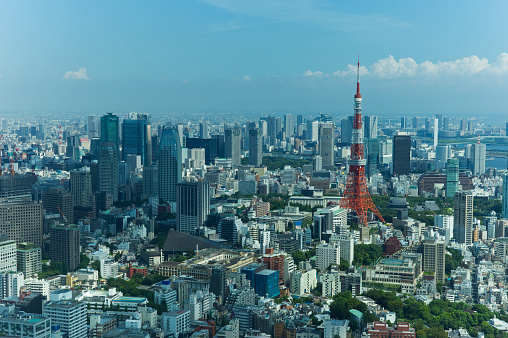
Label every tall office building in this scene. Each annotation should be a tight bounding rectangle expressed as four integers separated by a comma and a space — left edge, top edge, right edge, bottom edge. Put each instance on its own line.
453, 191, 473, 245
434, 215, 454, 243
225, 127, 241, 167
460, 119, 468, 132
319, 123, 334, 169
17, 242, 41, 278
143, 165, 159, 198
44, 300, 87, 338
392, 134, 411, 175
218, 216, 242, 243
436, 114, 443, 130
422, 239, 446, 283
316, 242, 340, 272
87, 115, 98, 138
412, 117, 419, 129
0, 173, 35, 201
100, 113, 120, 150
199, 121, 210, 139
43, 188, 73, 224
364, 115, 378, 139
433, 118, 439, 148
159, 126, 182, 203
306, 120, 319, 142
340, 116, 354, 144
472, 142, 486, 176
50, 224, 80, 271
70, 168, 93, 208
443, 117, 450, 130
176, 181, 210, 234
121, 112, 152, 165
284, 114, 294, 138
503, 173, 508, 219
446, 158, 459, 198
98, 142, 118, 202
436, 145, 449, 171
400, 117, 407, 129
0, 202, 43, 246
248, 123, 262, 166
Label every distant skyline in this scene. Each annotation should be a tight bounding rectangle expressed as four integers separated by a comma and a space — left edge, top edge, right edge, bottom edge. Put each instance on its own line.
0, 1, 507, 117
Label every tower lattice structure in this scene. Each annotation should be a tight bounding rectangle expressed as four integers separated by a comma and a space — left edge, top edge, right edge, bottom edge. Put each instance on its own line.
339, 60, 385, 226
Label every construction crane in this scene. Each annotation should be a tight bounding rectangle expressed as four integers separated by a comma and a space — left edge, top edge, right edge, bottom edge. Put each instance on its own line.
57, 206, 69, 224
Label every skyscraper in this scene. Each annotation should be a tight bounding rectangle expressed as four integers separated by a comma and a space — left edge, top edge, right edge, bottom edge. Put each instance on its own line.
43, 188, 73, 224
422, 239, 446, 283
306, 120, 319, 142
100, 113, 119, 150
454, 191, 473, 245
400, 117, 407, 129
284, 114, 294, 138
319, 123, 334, 169
87, 115, 98, 138
159, 126, 182, 203
364, 115, 378, 139
199, 121, 210, 139
446, 158, 459, 198
121, 112, 152, 165
176, 181, 210, 234
50, 224, 80, 270
472, 141, 486, 176
0, 202, 43, 246
412, 116, 419, 129
70, 168, 93, 208
392, 134, 411, 175
504, 173, 508, 219
433, 118, 438, 148
17, 242, 41, 278
225, 127, 241, 167
248, 123, 262, 166
340, 116, 354, 144
98, 142, 118, 202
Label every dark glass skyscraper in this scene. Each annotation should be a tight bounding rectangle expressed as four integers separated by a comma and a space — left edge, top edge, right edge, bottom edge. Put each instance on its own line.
121, 113, 152, 165
100, 113, 120, 150
392, 134, 411, 175
99, 142, 118, 202
249, 123, 262, 166
158, 126, 182, 203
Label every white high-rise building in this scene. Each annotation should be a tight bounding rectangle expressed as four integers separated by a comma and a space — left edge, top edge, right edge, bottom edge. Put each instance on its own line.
434, 215, 454, 243
306, 121, 319, 141
322, 272, 341, 297
289, 269, 317, 296
162, 309, 190, 337
330, 234, 355, 265
44, 301, 87, 338
316, 242, 340, 271
100, 257, 119, 279
473, 142, 486, 176
0, 237, 16, 274
0, 272, 24, 298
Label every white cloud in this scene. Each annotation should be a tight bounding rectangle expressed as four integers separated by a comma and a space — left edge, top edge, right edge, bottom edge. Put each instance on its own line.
302, 70, 329, 78
63, 67, 89, 80
330, 53, 508, 79
243, 75, 251, 81
333, 64, 369, 77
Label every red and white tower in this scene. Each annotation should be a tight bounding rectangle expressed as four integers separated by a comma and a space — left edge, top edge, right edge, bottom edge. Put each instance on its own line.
339, 59, 385, 226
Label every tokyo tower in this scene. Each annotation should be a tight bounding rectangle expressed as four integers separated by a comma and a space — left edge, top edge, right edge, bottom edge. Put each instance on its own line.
339, 59, 385, 226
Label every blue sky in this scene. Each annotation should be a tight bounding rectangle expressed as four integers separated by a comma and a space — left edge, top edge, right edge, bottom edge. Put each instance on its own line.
0, 0, 507, 118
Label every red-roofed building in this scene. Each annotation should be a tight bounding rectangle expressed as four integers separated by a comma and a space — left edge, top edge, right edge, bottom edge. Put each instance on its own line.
367, 321, 415, 338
